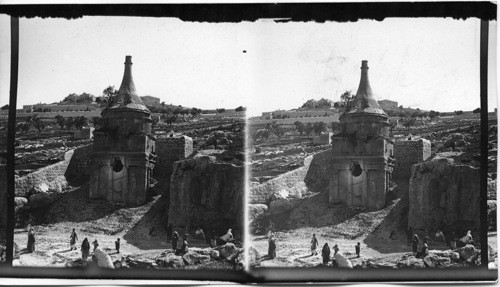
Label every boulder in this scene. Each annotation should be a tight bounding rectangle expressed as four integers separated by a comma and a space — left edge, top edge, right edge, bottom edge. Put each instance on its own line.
156, 253, 185, 268
396, 254, 425, 268
334, 252, 353, 268
14, 197, 28, 211
249, 204, 268, 221
46, 175, 68, 193
30, 183, 49, 194
216, 243, 238, 259
248, 246, 261, 266
182, 251, 211, 266
456, 244, 477, 261
126, 255, 156, 269
409, 158, 480, 231
235, 250, 244, 271
423, 253, 451, 267
269, 198, 294, 214
28, 192, 56, 208
450, 251, 460, 261
93, 248, 114, 269
210, 250, 220, 260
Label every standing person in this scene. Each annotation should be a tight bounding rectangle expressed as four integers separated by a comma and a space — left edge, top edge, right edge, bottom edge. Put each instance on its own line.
27, 227, 35, 253
423, 229, 429, 245
435, 230, 446, 243
81, 238, 90, 260
321, 243, 331, 265
172, 231, 179, 251
355, 242, 361, 258
268, 233, 276, 259
333, 244, 339, 255
412, 234, 420, 253
166, 224, 173, 243
176, 238, 189, 256
310, 234, 319, 256
267, 220, 275, 238
92, 239, 99, 251
183, 227, 189, 242
69, 228, 78, 250
115, 238, 121, 254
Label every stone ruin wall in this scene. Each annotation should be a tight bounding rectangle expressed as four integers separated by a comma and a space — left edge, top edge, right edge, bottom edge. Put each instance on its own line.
65, 143, 93, 185
154, 135, 193, 192
15, 144, 93, 197
168, 156, 244, 236
393, 139, 431, 179
408, 158, 480, 233
250, 149, 332, 205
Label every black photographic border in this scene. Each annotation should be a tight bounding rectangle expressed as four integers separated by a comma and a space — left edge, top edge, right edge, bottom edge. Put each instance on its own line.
0, 2, 497, 283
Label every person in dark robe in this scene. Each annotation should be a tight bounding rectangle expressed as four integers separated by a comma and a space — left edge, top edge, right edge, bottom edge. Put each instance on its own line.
166, 224, 173, 243
27, 227, 35, 253
412, 234, 420, 253
217, 229, 234, 246
457, 230, 473, 248
355, 242, 361, 258
194, 227, 206, 241
175, 239, 189, 256
81, 238, 90, 260
310, 234, 319, 256
115, 238, 120, 254
92, 239, 99, 251
321, 243, 331, 265
172, 231, 179, 251
69, 228, 78, 250
423, 229, 430, 244
435, 230, 446, 243
183, 227, 189, 242
268, 233, 276, 259
416, 243, 429, 259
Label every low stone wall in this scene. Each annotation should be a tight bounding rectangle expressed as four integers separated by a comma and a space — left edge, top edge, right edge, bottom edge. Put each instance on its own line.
154, 135, 193, 193
65, 143, 93, 185
393, 138, 431, 179
408, 158, 480, 232
250, 150, 332, 205
15, 150, 74, 197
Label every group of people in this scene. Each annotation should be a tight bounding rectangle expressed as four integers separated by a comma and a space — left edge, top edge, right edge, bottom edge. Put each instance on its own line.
26, 228, 121, 261
267, 232, 362, 264
411, 228, 474, 259
169, 225, 234, 256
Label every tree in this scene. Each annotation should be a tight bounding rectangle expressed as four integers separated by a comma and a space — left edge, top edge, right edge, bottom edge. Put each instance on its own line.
340, 91, 353, 109
102, 86, 118, 103
403, 118, 415, 130
273, 125, 285, 139
32, 115, 45, 133
73, 116, 88, 130
216, 108, 226, 113
162, 114, 177, 127
454, 110, 464, 116
473, 108, 481, 114
304, 122, 314, 136
313, 121, 327, 135
1, 104, 8, 110
235, 106, 246, 112
294, 121, 305, 135
152, 117, 159, 128
429, 110, 438, 120
55, 115, 66, 130
65, 117, 74, 130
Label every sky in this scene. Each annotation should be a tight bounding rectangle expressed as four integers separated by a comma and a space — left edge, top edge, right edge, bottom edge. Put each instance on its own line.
0, 15, 497, 117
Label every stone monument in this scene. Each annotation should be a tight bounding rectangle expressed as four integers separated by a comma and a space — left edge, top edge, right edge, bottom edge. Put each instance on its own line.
89, 56, 156, 206
329, 60, 394, 210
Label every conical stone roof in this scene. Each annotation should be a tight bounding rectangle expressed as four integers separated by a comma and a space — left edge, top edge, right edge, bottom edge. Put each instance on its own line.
105, 56, 150, 113
343, 60, 387, 117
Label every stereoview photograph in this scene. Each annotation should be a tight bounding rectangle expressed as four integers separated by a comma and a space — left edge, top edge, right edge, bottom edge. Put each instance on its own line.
247, 17, 497, 270
0, 15, 245, 270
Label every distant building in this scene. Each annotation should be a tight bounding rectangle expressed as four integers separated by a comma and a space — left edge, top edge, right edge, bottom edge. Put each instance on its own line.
141, 95, 161, 106
377, 99, 398, 111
